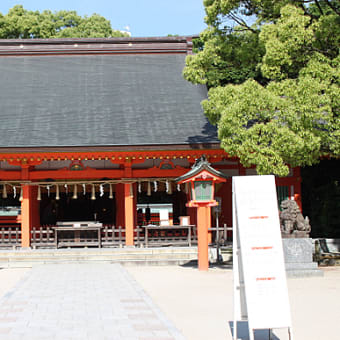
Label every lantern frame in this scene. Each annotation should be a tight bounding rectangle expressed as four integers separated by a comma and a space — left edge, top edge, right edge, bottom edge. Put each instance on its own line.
176, 157, 226, 207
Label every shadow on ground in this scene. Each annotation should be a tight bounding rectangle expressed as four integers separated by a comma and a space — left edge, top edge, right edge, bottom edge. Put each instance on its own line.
180, 259, 232, 269
229, 321, 280, 340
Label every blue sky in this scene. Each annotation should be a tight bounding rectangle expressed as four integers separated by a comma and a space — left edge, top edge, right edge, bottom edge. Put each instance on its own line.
0, 1, 207, 37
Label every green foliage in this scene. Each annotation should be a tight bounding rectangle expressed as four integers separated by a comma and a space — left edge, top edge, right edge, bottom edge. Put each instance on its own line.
183, 27, 265, 87
203, 0, 291, 26
260, 4, 340, 80
0, 5, 128, 39
185, 1, 340, 176
260, 5, 314, 80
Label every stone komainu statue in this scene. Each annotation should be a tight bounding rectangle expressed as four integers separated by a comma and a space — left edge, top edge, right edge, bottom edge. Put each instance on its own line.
279, 199, 311, 237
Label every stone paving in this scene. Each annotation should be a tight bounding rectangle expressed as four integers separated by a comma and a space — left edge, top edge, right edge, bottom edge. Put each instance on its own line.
0, 264, 186, 340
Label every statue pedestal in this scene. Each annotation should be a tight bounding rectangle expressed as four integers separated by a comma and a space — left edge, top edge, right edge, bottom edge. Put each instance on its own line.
282, 230, 309, 238
282, 238, 323, 277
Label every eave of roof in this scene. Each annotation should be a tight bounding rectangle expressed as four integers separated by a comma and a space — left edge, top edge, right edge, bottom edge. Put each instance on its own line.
0, 143, 222, 154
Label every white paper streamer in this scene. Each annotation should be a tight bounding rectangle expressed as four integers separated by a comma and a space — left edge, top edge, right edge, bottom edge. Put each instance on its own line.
2, 184, 7, 199
72, 184, 77, 199
168, 182, 172, 195
56, 185, 60, 200
91, 185, 96, 200
109, 184, 113, 199
19, 187, 23, 201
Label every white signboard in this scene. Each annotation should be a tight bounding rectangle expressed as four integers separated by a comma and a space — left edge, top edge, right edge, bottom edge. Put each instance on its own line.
233, 175, 293, 340
159, 209, 170, 226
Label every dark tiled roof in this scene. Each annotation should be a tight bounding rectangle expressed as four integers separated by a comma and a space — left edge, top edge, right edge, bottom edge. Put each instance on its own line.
0, 53, 218, 148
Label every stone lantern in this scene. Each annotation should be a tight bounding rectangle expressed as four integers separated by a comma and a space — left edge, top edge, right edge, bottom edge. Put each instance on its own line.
176, 156, 226, 270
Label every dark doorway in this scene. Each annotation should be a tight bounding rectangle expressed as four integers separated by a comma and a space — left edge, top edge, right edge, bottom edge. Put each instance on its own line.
301, 160, 340, 238
40, 193, 116, 224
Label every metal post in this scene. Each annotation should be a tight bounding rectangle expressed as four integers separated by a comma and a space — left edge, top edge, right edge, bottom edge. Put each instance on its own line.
288, 327, 294, 340
233, 320, 237, 340
216, 215, 220, 263
249, 328, 255, 340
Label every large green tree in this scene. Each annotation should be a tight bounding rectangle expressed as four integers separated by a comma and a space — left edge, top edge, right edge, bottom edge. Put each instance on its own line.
184, 1, 340, 176
0, 5, 127, 39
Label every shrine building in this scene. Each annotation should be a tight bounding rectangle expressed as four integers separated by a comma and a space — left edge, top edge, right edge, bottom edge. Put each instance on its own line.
0, 37, 302, 249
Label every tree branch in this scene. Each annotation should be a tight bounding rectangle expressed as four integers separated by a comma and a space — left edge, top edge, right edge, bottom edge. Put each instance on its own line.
297, 2, 309, 15
324, 0, 340, 16
227, 11, 257, 33
297, 2, 319, 23
315, 0, 324, 15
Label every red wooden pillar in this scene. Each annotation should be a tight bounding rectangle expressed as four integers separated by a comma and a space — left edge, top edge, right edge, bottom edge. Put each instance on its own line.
124, 183, 134, 246
116, 183, 136, 246
21, 185, 33, 248
197, 205, 210, 271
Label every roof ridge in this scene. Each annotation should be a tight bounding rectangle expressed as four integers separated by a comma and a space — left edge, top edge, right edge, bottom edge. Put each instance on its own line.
0, 36, 194, 56
0, 36, 191, 44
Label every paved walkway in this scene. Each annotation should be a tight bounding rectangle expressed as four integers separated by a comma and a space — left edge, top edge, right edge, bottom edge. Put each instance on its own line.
0, 264, 185, 340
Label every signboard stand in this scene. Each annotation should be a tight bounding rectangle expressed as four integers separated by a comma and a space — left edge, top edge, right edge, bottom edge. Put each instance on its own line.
232, 175, 293, 340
